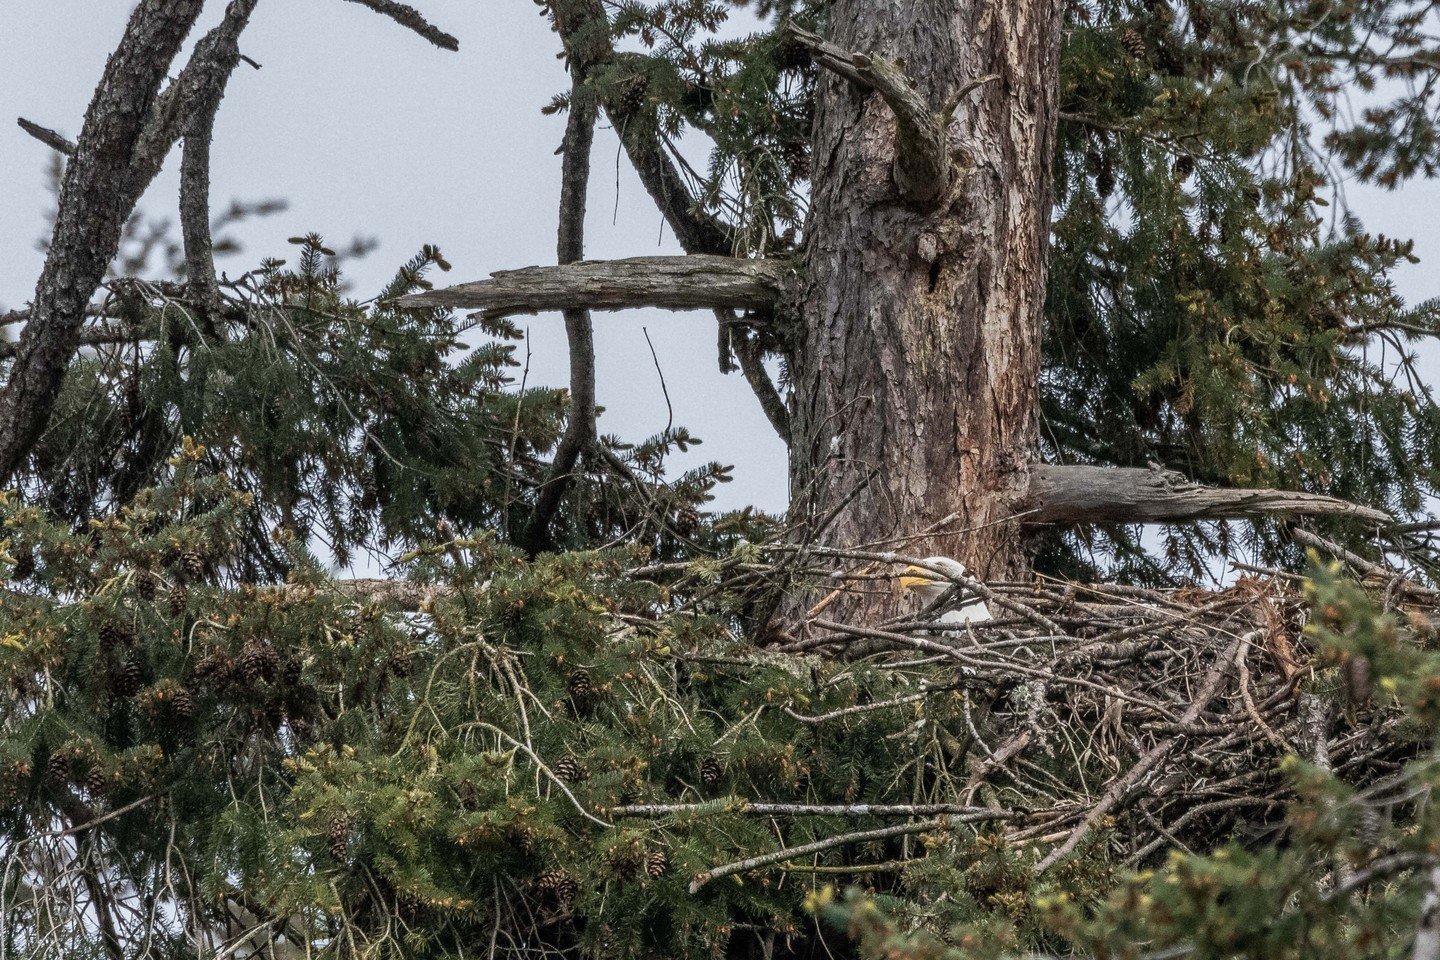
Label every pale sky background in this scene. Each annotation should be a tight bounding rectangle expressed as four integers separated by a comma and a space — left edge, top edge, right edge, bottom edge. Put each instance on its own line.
2, 1, 1437, 521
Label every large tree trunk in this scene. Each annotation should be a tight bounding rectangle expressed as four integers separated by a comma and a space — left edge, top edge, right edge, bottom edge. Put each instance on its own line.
788, 0, 1064, 615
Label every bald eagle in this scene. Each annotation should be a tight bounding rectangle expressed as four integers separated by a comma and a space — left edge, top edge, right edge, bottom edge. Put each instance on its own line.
898, 557, 993, 626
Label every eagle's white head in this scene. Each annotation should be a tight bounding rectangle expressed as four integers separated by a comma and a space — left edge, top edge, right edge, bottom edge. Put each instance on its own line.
898, 557, 992, 625
897, 557, 972, 603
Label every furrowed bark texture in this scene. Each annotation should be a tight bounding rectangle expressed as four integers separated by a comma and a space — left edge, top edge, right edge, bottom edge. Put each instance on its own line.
789, 0, 1063, 611
0, 0, 252, 481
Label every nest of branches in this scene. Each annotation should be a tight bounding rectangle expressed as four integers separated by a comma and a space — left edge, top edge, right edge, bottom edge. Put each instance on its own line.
640, 541, 1431, 883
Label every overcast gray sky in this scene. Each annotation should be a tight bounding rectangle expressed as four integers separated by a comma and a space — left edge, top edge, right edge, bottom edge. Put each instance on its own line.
2, 1, 1437, 520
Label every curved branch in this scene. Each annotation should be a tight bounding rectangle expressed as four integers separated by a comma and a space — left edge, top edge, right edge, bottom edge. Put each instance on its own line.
1025, 464, 1391, 526
338, 0, 459, 50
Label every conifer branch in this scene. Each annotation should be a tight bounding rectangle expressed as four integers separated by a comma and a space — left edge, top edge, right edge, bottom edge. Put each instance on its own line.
1026, 464, 1392, 526
398, 255, 793, 319
338, 0, 459, 51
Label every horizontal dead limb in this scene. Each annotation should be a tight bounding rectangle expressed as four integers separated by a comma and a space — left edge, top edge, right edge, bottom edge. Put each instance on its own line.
1025, 464, 1391, 527
397, 254, 793, 318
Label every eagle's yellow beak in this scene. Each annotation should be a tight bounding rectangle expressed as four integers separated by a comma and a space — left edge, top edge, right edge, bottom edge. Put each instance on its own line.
898, 565, 938, 591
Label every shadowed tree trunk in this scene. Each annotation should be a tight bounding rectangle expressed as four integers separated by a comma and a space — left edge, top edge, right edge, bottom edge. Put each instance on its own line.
787, 0, 1063, 613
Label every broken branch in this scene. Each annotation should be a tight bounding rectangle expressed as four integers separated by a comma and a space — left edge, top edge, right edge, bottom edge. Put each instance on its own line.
1025, 464, 1391, 526
398, 255, 793, 319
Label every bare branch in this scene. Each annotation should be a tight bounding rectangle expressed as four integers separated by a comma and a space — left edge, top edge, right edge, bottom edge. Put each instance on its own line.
338, 0, 459, 51
731, 321, 791, 443
16, 118, 75, 156
398, 255, 793, 318
524, 31, 602, 554
1025, 464, 1391, 526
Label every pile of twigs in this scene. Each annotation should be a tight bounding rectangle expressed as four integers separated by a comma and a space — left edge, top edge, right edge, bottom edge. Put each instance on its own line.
651, 541, 1429, 878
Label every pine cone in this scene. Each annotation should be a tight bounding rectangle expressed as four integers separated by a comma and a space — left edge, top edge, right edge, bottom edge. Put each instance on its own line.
1096, 152, 1116, 199
98, 621, 133, 652
193, 651, 233, 691
608, 849, 640, 883
181, 550, 206, 581
168, 585, 189, 618
553, 754, 584, 783
237, 641, 279, 684
536, 868, 579, 904
11, 548, 35, 581
699, 756, 723, 789
567, 669, 593, 700
616, 73, 650, 116
1173, 153, 1195, 179
645, 848, 668, 879
327, 815, 350, 860
170, 686, 195, 721
48, 750, 71, 784
1187, 0, 1213, 40
85, 764, 108, 796
1121, 27, 1147, 59
135, 573, 157, 602
512, 824, 536, 855
112, 656, 143, 698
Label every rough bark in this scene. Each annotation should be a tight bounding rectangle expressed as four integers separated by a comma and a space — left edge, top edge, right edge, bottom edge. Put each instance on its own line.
399, 255, 792, 318
0, 0, 206, 482
788, 0, 1064, 614
1025, 464, 1392, 526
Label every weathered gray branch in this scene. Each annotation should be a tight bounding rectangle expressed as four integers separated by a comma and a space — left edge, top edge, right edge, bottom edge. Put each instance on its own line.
1025, 464, 1392, 526
398, 255, 793, 319
17, 118, 75, 156
786, 23, 994, 208
338, 0, 458, 51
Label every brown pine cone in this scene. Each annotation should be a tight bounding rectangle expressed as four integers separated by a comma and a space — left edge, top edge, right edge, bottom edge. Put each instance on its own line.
170, 686, 195, 721
553, 754, 584, 783
98, 621, 133, 651
699, 756, 723, 789
135, 573, 158, 602
645, 848, 668, 879
327, 815, 350, 860
85, 764, 108, 796
567, 669, 593, 700
536, 868, 579, 905
11, 548, 35, 581
48, 750, 71, 784
181, 550, 206, 581
237, 641, 279, 684
168, 585, 189, 618
1121, 27, 1147, 59
111, 657, 144, 698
